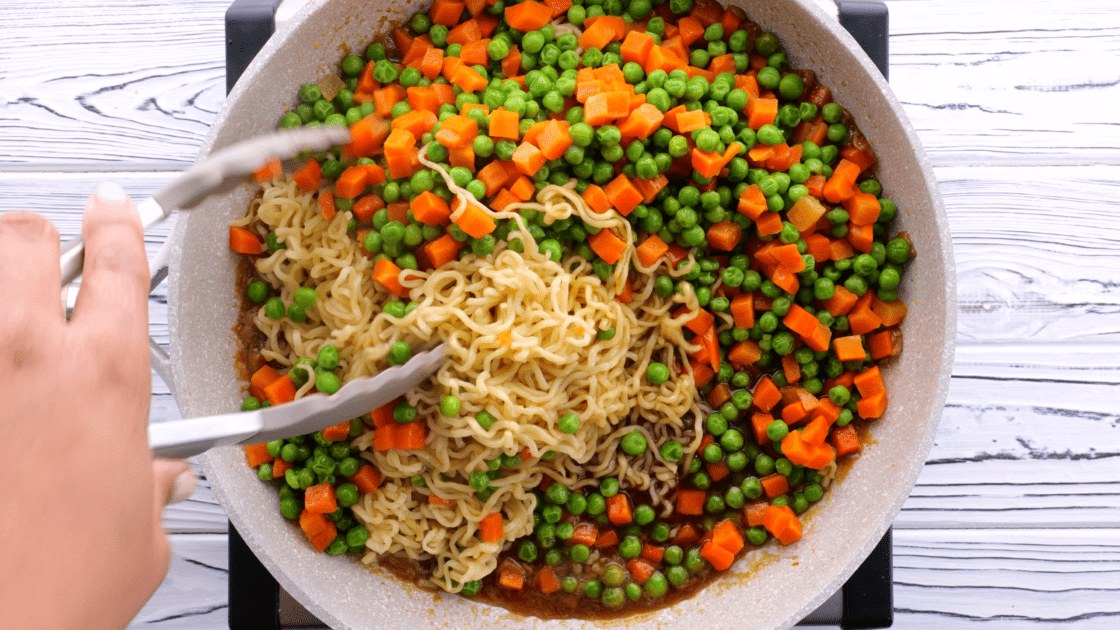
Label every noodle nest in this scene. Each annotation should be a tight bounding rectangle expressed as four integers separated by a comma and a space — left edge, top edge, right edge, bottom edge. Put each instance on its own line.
237, 174, 710, 591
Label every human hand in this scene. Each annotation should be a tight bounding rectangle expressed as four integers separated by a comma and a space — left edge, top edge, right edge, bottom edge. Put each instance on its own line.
0, 184, 195, 629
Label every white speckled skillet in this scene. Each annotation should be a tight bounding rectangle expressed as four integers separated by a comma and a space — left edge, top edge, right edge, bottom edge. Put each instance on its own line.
170, 0, 955, 627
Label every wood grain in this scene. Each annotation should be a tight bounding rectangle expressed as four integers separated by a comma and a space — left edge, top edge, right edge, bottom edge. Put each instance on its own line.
888, 0, 1120, 166
0, 1, 227, 170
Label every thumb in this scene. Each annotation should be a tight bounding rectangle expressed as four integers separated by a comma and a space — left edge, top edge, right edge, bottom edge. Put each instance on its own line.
152, 459, 196, 508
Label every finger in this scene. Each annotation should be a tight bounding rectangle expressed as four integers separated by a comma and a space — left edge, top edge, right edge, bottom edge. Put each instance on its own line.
0, 211, 62, 319
70, 183, 149, 334
152, 459, 196, 507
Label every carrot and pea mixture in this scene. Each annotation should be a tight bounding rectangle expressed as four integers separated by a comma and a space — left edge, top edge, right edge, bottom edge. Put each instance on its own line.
234, 0, 912, 615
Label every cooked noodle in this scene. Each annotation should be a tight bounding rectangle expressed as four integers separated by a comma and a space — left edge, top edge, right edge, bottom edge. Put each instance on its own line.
240, 175, 708, 591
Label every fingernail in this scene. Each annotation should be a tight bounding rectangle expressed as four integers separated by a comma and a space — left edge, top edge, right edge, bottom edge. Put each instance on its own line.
169, 468, 197, 505
95, 182, 129, 203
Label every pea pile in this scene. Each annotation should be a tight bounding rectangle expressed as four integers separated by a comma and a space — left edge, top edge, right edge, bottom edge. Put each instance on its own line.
234, 0, 914, 616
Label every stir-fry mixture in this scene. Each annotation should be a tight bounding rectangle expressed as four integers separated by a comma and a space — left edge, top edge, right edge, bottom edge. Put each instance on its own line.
232, 0, 913, 617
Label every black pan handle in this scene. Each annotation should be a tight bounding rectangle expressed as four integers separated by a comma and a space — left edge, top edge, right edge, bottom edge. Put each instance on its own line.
837, 0, 889, 80
226, 0, 284, 95
841, 529, 894, 629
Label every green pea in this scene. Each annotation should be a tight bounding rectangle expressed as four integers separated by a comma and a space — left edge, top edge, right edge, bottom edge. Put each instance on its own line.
646, 362, 670, 384
600, 477, 620, 497
315, 370, 340, 395
621, 431, 648, 455
558, 413, 580, 434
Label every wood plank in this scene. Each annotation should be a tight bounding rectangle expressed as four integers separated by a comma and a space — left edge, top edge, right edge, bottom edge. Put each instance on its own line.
0, 0, 228, 170
888, 0, 1120, 166
937, 166, 1120, 344
894, 529, 1120, 627
896, 344, 1120, 529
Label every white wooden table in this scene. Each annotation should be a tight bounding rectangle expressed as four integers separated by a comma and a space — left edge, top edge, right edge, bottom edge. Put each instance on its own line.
3, 0, 1119, 627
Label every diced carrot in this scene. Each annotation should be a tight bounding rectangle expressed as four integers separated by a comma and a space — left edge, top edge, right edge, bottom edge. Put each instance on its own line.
569, 522, 599, 546
480, 512, 504, 542
690, 360, 714, 388
263, 373, 296, 406
537, 566, 562, 593
252, 157, 281, 183
737, 183, 768, 219
229, 226, 262, 255
488, 108, 520, 140
762, 505, 802, 545
676, 489, 706, 516
744, 502, 769, 527
753, 375, 782, 412
249, 365, 282, 400
833, 335, 866, 362
627, 558, 657, 584
542, 0, 571, 17
410, 190, 452, 225
620, 30, 655, 65
841, 144, 877, 172
853, 365, 886, 397
641, 543, 666, 564
706, 459, 730, 482
830, 424, 861, 457
857, 390, 888, 419
394, 422, 427, 449
347, 464, 382, 494
435, 115, 478, 149
446, 19, 484, 45
498, 566, 525, 590
729, 293, 755, 330
271, 457, 292, 479
802, 415, 832, 446
677, 16, 704, 46
823, 159, 861, 203
300, 510, 337, 552
459, 39, 491, 66
578, 15, 626, 50
760, 473, 790, 499
669, 523, 698, 547
386, 201, 410, 224
372, 257, 410, 298
868, 327, 903, 360
292, 159, 322, 193
847, 222, 875, 254
705, 220, 742, 252
699, 540, 736, 571
244, 443, 273, 468
451, 64, 488, 92
588, 229, 627, 265
424, 233, 466, 268
351, 194, 383, 222
581, 183, 612, 214
871, 297, 908, 327
505, 0, 553, 30
536, 120, 573, 160
711, 519, 745, 556
746, 97, 778, 129
430, 0, 465, 25
727, 339, 761, 368
429, 493, 455, 506
606, 493, 633, 525
454, 204, 497, 238
848, 293, 883, 335
304, 483, 338, 515
372, 84, 406, 118
593, 528, 620, 548
635, 234, 670, 267
708, 382, 732, 408
844, 192, 881, 226
321, 420, 350, 442
511, 141, 547, 176
755, 211, 783, 236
